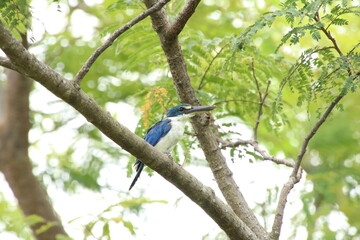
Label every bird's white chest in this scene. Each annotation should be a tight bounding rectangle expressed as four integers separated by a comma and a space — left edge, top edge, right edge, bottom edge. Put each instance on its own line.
155, 117, 187, 152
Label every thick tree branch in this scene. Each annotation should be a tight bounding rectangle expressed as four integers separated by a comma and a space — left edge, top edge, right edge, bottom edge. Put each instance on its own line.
0, 21, 258, 240
166, 0, 201, 39
72, 0, 171, 86
0, 34, 68, 239
144, 1, 267, 239
0, 56, 18, 71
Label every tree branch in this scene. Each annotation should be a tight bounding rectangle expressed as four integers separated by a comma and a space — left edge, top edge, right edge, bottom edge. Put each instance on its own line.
271, 93, 356, 239
250, 59, 270, 141
314, 12, 353, 76
314, 12, 343, 56
270, 168, 302, 240
0, 34, 68, 239
145, 1, 267, 238
219, 138, 295, 168
72, 0, 171, 86
213, 98, 261, 106
0, 56, 20, 72
271, 10, 355, 239
279, 46, 334, 93
198, 43, 228, 90
291, 94, 343, 177
0, 21, 258, 240
166, 0, 201, 39
253, 80, 270, 141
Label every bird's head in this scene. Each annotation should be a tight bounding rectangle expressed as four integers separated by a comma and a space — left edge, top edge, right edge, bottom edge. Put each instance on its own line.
166, 104, 216, 118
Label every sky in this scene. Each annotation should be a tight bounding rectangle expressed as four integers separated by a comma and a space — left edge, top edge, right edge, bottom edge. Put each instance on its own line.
0, 0, 352, 239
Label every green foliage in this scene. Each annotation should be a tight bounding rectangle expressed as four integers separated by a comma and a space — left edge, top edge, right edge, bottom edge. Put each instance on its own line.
0, 0, 30, 32
2, 0, 358, 239
0, 193, 33, 240
79, 198, 167, 238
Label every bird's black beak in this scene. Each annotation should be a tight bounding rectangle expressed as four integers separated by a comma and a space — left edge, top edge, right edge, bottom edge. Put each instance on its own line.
184, 105, 216, 115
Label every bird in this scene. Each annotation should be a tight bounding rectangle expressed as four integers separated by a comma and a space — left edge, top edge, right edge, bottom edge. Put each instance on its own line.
129, 103, 216, 190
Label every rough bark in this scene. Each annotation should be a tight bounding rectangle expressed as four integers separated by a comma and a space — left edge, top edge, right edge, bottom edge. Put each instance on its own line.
0, 65, 68, 239
144, 0, 268, 238
0, 21, 258, 240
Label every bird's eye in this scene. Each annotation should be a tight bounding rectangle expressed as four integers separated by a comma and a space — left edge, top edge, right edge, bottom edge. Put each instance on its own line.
179, 107, 185, 112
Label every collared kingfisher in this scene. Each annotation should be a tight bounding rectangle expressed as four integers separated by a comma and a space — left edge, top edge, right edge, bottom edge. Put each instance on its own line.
129, 103, 215, 190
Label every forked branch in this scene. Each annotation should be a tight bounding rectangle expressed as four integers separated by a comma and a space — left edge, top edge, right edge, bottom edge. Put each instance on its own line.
144, 0, 267, 238
0, 20, 257, 240
219, 138, 294, 168
270, 10, 356, 240
166, 0, 201, 39
0, 56, 18, 71
270, 95, 344, 240
250, 59, 271, 141
72, 0, 171, 86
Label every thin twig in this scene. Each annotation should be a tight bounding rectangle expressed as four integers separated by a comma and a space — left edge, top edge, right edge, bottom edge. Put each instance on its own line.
72, 0, 171, 86
166, 0, 201, 39
272, 74, 360, 240
198, 43, 228, 90
279, 46, 334, 93
253, 81, 270, 140
219, 138, 295, 168
271, 10, 355, 239
348, 42, 360, 55
291, 94, 343, 177
314, 12, 353, 77
250, 59, 271, 141
251, 59, 262, 101
314, 12, 343, 56
213, 98, 261, 106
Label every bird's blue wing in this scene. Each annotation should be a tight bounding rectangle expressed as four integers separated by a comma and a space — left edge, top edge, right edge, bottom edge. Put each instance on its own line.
144, 119, 172, 146
129, 119, 172, 190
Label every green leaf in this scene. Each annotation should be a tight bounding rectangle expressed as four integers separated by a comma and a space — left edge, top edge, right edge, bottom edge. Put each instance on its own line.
123, 220, 136, 235
102, 222, 110, 237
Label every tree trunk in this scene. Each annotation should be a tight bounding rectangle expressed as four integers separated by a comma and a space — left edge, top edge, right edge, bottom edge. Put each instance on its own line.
0, 35, 68, 240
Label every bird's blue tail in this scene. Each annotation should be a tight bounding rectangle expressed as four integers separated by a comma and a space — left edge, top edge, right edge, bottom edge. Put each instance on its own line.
129, 160, 144, 190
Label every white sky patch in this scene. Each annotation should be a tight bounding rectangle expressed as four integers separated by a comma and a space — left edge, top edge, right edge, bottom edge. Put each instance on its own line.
257, 0, 266, 9
232, 18, 244, 28
31, 0, 69, 36
328, 211, 349, 232
208, 10, 221, 20
70, 9, 99, 41
84, 0, 104, 6
243, 0, 255, 8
